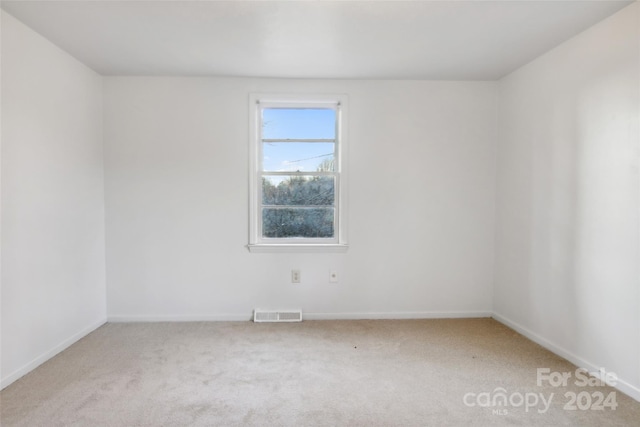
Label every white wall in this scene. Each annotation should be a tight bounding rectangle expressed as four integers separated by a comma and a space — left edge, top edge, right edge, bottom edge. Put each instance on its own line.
1, 11, 106, 388
7, 0, 637, 402
104, 78, 497, 320
494, 3, 640, 398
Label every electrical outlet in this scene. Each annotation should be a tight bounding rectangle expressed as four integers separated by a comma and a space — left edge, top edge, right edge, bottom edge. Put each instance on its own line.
329, 270, 338, 283
291, 269, 301, 284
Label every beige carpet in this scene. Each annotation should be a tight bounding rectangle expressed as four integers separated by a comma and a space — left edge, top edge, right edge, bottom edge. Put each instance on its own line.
1, 319, 639, 426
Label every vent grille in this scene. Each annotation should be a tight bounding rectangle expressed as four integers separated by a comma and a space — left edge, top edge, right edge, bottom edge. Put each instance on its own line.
254, 309, 302, 323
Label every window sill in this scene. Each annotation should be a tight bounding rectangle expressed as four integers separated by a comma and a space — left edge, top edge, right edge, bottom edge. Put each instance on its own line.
247, 244, 349, 253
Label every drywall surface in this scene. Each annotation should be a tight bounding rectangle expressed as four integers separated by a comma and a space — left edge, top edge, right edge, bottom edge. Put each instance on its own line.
104, 77, 497, 320
495, 4, 640, 398
1, 11, 106, 388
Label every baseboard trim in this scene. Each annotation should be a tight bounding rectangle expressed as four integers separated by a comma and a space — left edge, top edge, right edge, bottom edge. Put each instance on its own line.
1, 318, 107, 390
304, 311, 492, 320
108, 314, 253, 322
492, 312, 640, 402
108, 311, 492, 322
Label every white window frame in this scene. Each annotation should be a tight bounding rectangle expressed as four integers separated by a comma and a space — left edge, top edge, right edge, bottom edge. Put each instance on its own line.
248, 93, 348, 253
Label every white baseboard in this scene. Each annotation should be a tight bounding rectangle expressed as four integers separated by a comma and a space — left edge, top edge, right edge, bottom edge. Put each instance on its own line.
108, 314, 253, 322
492, 312, 640, 402
1, 318, 107, 390
108, 311, 492, 322
304, 311, 492, 320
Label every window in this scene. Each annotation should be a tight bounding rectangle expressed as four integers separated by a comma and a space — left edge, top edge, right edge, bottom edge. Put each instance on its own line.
248, 94, 348, 252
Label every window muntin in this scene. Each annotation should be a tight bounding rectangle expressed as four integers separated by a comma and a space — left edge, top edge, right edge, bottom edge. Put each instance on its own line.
249, 95, 347, 250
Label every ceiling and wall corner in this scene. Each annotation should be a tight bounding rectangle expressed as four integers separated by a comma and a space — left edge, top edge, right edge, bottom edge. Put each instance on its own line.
0, 0, 633, 79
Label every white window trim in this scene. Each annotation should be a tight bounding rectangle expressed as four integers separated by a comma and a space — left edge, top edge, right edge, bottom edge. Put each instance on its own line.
248, 93, 348, 253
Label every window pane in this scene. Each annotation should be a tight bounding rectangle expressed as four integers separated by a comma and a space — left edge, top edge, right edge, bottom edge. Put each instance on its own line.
263, 142, 335, 172
262, 208, 334, 238
262, 108, 336, 140
262, 176, 335, 206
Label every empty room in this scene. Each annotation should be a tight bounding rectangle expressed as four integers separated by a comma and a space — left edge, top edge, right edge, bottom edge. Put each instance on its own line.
1, 0, 640, 425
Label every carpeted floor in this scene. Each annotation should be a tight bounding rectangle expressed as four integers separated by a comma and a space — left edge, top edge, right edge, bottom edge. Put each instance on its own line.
1, 318, 639, 426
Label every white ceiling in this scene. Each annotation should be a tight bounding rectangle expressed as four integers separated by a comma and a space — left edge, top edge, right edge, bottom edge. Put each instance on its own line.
1, 0, 633, 80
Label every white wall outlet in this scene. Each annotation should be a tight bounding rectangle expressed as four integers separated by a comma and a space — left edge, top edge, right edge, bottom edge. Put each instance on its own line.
291, 269, 301, 284
329, 270, 338, 283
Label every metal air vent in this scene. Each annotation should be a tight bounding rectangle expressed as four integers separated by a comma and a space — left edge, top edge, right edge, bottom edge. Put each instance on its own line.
253, 309, 302, 323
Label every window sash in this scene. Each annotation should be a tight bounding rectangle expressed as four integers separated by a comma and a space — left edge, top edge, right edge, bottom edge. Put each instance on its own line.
257, 173, 341, 242
249, 94, 347, 249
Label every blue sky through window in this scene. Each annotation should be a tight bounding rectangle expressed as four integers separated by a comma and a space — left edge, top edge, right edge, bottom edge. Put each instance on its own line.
262, 108, 336, 172
262, 108, 335, 139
